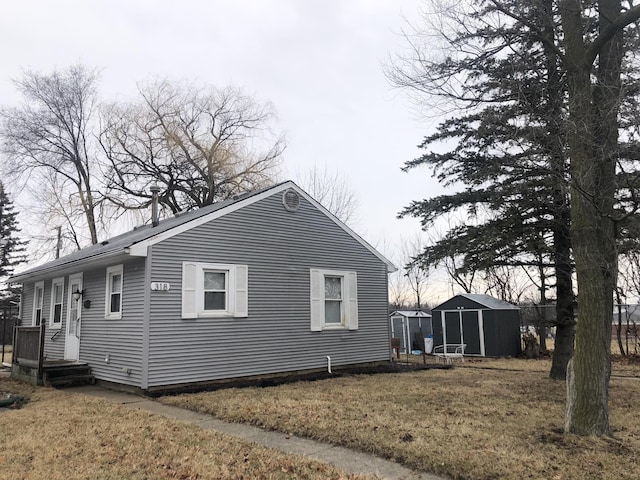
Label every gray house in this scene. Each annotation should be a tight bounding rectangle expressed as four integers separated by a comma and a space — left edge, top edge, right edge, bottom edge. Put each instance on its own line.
9, 181, 396, 392
431, 294, 521, 357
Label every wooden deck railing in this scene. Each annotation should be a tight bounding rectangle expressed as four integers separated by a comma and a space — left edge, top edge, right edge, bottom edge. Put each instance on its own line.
13, 323, 46, 372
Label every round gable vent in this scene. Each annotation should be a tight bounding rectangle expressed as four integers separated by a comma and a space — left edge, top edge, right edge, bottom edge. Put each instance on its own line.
282, 188, 300, 212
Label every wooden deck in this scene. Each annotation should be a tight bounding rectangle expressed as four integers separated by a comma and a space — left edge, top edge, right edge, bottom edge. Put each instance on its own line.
11, 325, 94, 386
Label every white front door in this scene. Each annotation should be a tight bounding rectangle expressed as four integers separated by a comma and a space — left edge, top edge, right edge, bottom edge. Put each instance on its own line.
64, 273, 82, 361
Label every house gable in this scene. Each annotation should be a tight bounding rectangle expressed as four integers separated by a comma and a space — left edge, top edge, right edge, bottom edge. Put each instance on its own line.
127, 182, 396, 272
143, 187, 391, 388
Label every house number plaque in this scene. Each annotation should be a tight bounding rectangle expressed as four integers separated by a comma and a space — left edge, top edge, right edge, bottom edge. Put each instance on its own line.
150, 282, 171, 291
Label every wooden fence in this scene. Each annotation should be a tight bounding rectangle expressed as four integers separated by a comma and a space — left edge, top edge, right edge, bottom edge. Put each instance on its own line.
13, 323, 46, 372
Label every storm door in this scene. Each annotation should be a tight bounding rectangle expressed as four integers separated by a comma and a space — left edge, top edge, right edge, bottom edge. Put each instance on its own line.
64, 274, 82, 361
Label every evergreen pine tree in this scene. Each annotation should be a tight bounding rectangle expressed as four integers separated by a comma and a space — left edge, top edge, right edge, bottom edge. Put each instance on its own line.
0, 181, 27, 307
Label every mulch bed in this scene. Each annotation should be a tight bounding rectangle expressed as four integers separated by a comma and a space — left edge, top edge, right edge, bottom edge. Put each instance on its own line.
154, 360, 451, 397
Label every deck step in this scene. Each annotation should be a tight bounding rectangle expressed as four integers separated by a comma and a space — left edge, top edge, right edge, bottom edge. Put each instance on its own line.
46, 374, 96, 388
43, 363, 94, 387
44, 365, 92, 377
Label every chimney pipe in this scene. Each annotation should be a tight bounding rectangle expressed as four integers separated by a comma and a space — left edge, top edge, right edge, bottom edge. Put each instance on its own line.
150, 185, 160, 227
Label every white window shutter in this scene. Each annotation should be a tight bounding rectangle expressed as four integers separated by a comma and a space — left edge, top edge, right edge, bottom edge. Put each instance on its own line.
234, 265, 249, 318
346, 272, 358, 330
310, 269, 323, 331
181, 262, 198, 319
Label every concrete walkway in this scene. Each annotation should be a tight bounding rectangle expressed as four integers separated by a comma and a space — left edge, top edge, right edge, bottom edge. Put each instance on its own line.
66, 385, 444, 480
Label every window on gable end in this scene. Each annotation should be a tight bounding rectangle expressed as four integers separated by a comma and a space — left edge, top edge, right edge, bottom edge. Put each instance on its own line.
324, 275, 343, 325
310, 269, 358, 331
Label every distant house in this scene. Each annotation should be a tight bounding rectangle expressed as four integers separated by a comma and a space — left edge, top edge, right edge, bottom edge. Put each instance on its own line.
389, 311, 432, 353
431, 294, 521, 357
9, 181, 396, 392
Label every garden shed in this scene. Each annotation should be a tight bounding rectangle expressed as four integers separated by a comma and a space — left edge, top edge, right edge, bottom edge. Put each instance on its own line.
389, 310, 432, 353
431, 294, 521, 357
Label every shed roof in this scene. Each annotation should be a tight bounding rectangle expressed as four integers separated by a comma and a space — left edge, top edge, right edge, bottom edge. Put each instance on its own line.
433, 293, 520, 311
389, 310, 432, 318
9, 181, 397, 283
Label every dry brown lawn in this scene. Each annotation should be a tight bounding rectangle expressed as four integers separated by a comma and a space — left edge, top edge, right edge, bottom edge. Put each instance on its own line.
161, 358, 640, 480
0, 379, 369, 480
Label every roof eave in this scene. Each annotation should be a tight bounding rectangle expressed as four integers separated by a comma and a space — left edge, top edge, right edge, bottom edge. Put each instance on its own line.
7, 247, 138, 284
9, 180, 397, 282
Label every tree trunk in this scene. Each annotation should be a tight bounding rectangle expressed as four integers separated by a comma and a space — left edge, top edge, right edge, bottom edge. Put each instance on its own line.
550, 222, 575, 379
551, 322, 575, 379
561, 0, 622, 436
538, 326, 547, 352
615, 290, 625, 356
542, 0, 576, 380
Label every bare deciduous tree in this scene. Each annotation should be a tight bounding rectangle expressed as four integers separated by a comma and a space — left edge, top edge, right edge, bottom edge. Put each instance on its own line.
401, 234, 431, 310
424, 220, 477, 295
388, 267, 410, 311
100, 80, 285, 216
0, 65, 102, 246
482, 265, 531, 305
295, 164, 359, 226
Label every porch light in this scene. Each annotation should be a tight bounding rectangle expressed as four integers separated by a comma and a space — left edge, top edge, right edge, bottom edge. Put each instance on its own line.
72, 288, 85, 302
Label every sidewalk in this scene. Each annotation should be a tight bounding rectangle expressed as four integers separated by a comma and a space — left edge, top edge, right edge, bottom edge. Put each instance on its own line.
66, 385, 445, 480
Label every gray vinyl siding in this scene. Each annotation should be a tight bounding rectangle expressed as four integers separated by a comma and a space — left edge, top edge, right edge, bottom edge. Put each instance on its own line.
18, 283, 35, 327
17, 260, 146, 387
146, 192, 389, 388
19, 280, 66, 360
77, 258, 146, 387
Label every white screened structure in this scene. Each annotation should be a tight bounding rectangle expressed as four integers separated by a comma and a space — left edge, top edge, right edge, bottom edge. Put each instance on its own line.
389, 310, 433, 353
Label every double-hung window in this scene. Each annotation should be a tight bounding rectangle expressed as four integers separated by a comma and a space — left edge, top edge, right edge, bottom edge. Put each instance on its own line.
203, 269, 228, 311
310, 269, 358, 331
32, 281, 44, 326
182, 262, 248, 318
49, 277, 64, 328
323, 275, 344, 325
105, 265, 123, 319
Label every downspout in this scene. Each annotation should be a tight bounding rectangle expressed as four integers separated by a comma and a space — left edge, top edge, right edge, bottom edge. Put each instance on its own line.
326, 355, 332, 374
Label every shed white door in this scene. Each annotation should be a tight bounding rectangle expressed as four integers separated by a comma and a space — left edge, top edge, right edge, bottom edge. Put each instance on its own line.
391, 316, 408, 352
441, 310, 485, 356
64, 274, 82, 361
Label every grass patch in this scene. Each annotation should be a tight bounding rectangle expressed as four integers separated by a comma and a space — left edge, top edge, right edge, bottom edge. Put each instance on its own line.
161, 358, 640, 480
404, 348, 640, 377
0, 378, 369, 480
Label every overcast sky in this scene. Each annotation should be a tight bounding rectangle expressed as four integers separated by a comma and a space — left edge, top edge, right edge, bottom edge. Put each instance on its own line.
1, 1, 444, 268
